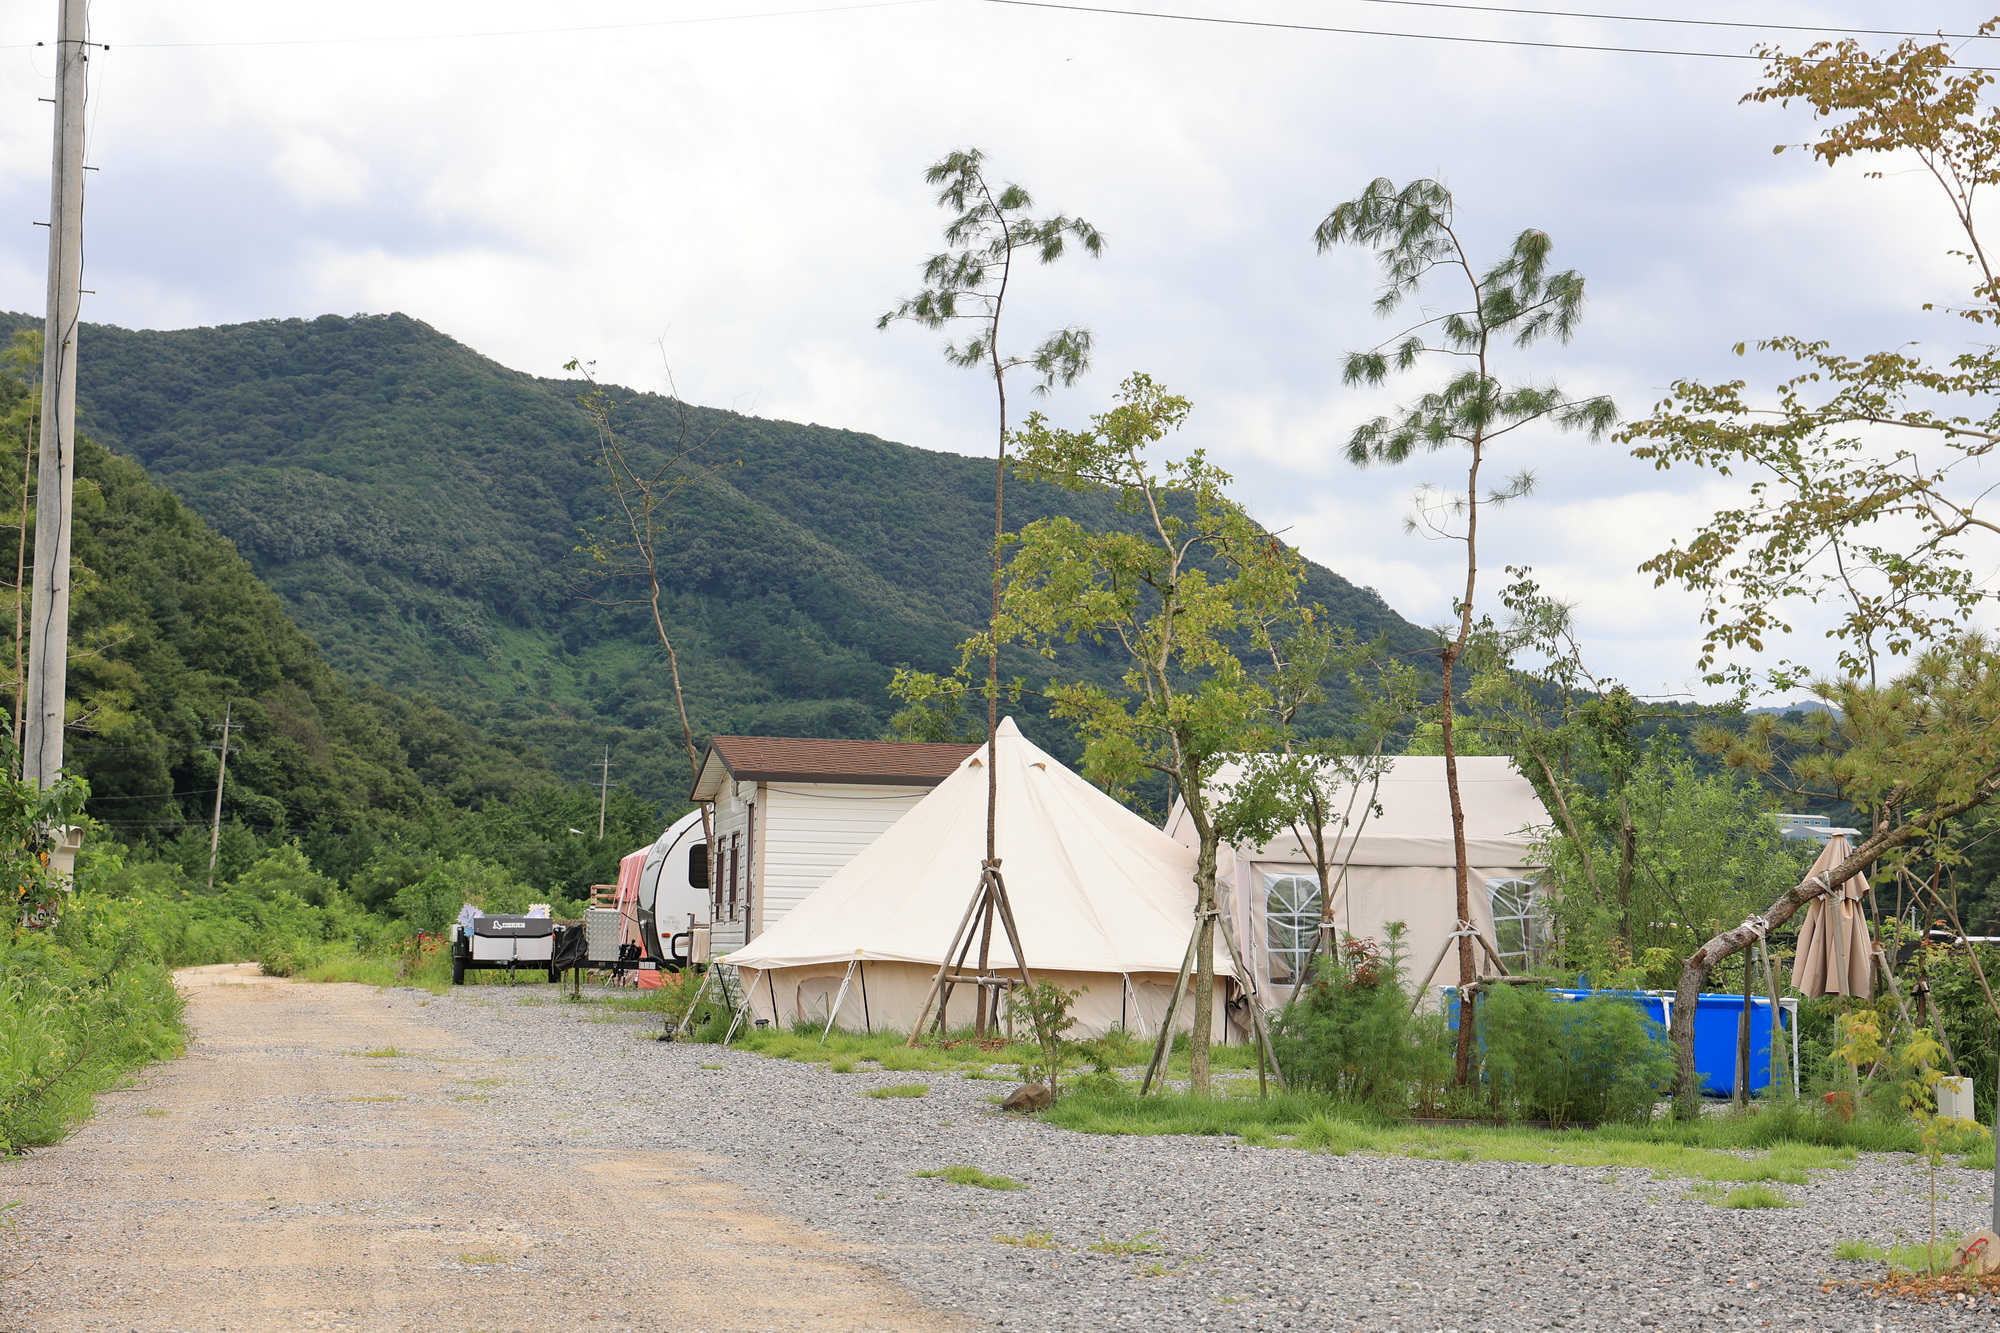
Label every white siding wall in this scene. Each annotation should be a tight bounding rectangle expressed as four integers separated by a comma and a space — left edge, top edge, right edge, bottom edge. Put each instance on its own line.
707, 780, 753, 955
754, 783, 929, 935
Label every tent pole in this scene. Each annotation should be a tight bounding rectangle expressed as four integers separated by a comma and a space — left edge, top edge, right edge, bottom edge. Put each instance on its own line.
1214, 900, 1285, 1093
907, 867, 990, 1045
821, 957, 860, 1044
859, 960, 872, 1034
1141, 914, 1204, 1096
673, 965, 717, 1038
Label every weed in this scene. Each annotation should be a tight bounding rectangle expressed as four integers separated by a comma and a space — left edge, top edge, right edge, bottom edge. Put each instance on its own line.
699, 1063, 723, 1071
993, 1230, 1059, 1249
453, 1094, 488, 1102
1837, 1238, 1884, 1262
866, 1084, 930, 1100
359, 1047, 404, 1059
457, 1251, 510, 1265
830, 1058, 856, 1073
140, 1107, 168, 1118
912, 1165, 1023, 1190
1721, 1184, 1793, 1209
1090, 1231, 1161, 1255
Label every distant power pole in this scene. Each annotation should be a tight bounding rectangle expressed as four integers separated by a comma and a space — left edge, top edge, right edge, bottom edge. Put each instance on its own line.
206, 702, 237, 887
597, 746, 612, 839
22, 0, 91, 791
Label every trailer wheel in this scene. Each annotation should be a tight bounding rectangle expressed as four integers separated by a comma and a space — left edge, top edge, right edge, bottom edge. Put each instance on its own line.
451, 958, 466, 986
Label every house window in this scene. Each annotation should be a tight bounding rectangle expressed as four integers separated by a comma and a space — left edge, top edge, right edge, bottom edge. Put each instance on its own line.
727, 834, 741, 921
1487, 878, 1548, 972
1265, 873, 1322, 986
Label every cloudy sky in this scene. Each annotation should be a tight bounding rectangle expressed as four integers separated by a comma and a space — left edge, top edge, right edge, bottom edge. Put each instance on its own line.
0, 0, 1991, 702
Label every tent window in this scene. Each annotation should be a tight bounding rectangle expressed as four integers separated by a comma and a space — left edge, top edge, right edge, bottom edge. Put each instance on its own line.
1265, 873, 1322, 985
1487, 877, 1548, 972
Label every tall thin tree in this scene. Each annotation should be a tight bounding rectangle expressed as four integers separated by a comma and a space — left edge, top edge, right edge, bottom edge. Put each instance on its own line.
880, 149, 1102, 1027
1316, 178, 1615, 1083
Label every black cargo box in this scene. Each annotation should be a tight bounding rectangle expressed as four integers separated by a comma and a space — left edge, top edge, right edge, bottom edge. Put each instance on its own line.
472, 915, 555, 938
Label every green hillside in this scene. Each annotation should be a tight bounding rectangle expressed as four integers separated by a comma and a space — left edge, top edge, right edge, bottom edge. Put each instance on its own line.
14, 312, 1430, 801
0, 365, 552, 869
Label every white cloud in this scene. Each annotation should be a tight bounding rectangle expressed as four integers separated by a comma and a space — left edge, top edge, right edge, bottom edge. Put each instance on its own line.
0, 0, 1983, 700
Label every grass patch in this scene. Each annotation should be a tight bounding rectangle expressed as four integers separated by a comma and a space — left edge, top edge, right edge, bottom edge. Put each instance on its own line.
866, 1084, 930, 1100
1041, 1090, 1873, 1184
1834, 1236, 1965, 1275
912, 1165, 1024, 1190
723, 1027, 1044, 1073
358, 1047, 405, 1059
1089, 1231, 1161, 1255
993, 1230, 1058, 1249
1721, 1183, 1794, 1209
456, 1251, 510, 1265
294, 951, 405, 988
140, 1107, 168, 1118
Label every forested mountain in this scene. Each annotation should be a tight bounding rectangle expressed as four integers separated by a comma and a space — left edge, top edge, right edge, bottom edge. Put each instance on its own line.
6, 312, 1431, 801
0, 368, 551, 871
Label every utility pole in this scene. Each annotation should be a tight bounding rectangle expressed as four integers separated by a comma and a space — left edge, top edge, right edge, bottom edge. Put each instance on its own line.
207, 702, 237, 887
596, 746, 612, 839
22, 0, 90, 792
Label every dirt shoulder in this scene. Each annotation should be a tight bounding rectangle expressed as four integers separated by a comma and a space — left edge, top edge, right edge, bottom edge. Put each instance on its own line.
0, 966, 968, 1333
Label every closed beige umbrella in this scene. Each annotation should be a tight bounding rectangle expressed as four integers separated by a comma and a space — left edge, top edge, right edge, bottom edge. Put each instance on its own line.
1790, 833, 1873, 998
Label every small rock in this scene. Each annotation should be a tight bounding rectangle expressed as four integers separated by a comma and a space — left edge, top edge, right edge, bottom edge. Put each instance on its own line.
999, 1083, 1052, 1112
1954, 1229, 2000, 1274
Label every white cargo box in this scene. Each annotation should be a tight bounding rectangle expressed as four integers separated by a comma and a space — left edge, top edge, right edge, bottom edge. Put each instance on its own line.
470, 915, 555, 963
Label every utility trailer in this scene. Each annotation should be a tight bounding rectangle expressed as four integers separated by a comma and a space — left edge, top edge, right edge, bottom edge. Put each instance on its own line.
450, 914, 559, 984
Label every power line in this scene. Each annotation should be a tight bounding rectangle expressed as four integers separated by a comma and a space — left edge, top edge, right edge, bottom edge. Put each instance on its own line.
74, 0, 936, 50
975, 0, 2000, 66
1341, 0, 1996, 43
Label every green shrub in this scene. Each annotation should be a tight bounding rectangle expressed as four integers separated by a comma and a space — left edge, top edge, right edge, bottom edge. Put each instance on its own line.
1480, 986, 1672, 1127
1271, 924, 1450, 1112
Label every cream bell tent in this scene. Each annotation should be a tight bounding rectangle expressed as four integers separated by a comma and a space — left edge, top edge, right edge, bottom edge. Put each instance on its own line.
722, 717, 1234, 1039
1167, 756, 1551, 1001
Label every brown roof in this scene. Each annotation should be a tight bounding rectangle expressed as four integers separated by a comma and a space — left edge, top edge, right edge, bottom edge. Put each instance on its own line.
691, 735, 980, 798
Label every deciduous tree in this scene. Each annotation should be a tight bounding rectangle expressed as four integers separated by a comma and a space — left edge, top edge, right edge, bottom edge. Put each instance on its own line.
1315, 178, 1615, 1081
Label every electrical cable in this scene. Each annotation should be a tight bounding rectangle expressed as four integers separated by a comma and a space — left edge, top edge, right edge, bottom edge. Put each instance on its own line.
1338, 0, 1996, 43
82, 0, 938, 50
975, 0, 2000, 67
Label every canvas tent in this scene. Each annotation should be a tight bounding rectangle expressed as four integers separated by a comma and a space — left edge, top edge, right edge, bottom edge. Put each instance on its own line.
1167, 756, 1551, 999
722, 717, 1235, 1039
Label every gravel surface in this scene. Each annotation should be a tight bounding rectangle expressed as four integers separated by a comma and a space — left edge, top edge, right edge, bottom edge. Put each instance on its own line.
400, 983, 2000, 1332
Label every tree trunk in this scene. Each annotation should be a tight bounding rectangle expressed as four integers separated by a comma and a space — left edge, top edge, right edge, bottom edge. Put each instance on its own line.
1617, 793, 1636, 952
1666, 775, 2000, 1119
1440, 640, 1476, 1086
1190, 830, 1218, 1095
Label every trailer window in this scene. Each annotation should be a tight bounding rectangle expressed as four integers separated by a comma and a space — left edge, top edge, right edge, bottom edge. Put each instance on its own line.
688, 842, 709, 890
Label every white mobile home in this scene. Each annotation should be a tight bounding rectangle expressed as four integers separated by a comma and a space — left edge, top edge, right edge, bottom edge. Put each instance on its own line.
1166, 756, 1551, 1001
689, 735, 979, 953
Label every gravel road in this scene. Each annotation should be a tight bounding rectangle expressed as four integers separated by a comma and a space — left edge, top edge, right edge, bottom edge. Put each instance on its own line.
5, 972, 1996, 1332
